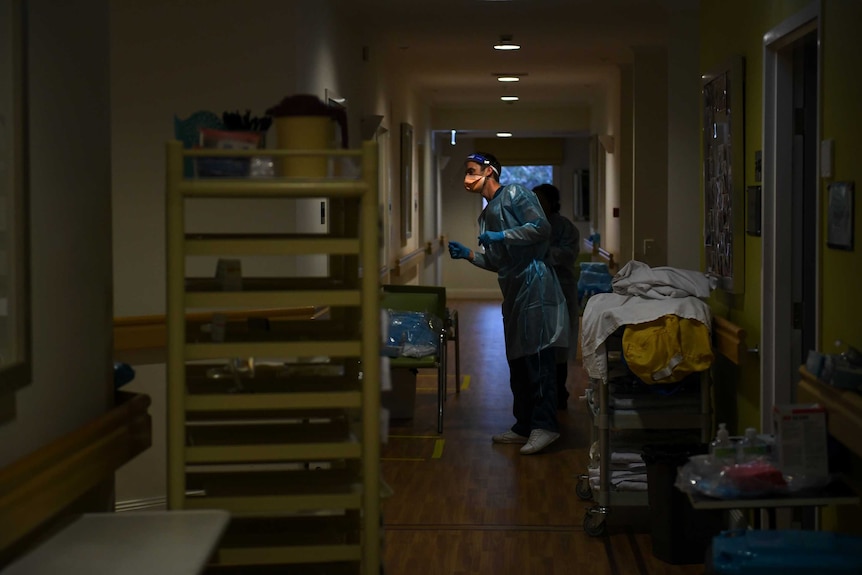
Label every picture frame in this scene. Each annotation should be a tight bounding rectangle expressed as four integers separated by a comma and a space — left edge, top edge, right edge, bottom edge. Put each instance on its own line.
827, 181, 854, 251
0, 0, 32, 400
702, 55, 745, 293
572, 169, 590, 221
400, 122, 413, 244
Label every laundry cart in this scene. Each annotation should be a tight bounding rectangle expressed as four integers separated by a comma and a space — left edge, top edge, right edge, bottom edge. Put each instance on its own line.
576, 277, 715, 537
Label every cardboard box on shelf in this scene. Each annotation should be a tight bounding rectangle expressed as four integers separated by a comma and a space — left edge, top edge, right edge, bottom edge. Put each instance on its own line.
382, 368, 417, 420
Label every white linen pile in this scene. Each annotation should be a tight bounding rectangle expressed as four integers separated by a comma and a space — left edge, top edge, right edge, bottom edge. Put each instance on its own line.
588, 449, 648, 492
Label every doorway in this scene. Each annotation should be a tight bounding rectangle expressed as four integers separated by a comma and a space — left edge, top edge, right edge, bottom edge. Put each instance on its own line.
761, 3, 820, 431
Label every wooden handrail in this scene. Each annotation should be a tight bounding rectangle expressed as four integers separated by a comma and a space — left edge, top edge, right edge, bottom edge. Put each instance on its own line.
113, 307, 320, 354
0, 391, 151, 563
798, 366, 862, 460
583, 238, 617, 272
712, 316, 747, 366
391, 245, 425, 277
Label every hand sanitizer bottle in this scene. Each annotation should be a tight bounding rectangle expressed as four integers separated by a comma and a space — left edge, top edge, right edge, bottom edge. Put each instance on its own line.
710, 423, 736, 465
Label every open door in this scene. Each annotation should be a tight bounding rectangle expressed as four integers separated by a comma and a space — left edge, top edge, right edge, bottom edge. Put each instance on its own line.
761, 3, 820, 431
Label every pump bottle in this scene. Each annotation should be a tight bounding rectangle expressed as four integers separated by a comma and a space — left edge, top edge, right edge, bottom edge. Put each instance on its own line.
710, 423, 736, 464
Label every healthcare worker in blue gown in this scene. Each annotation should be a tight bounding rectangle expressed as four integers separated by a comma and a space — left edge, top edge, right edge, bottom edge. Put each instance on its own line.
448, 152, 569, 455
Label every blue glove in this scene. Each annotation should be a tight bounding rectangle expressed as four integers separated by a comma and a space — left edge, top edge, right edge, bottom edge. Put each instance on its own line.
448, 241, 471, 260
478, 231, 505, 247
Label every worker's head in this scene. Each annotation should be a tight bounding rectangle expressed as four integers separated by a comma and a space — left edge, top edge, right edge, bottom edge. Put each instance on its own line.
532, 183, 561, 216
464, 151, 501, 192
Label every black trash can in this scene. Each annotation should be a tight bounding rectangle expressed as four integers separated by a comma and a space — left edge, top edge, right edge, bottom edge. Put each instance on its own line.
642, 443, 724, 565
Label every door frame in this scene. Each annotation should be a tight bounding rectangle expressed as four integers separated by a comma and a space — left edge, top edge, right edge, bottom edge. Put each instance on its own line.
761, 1, 821, 431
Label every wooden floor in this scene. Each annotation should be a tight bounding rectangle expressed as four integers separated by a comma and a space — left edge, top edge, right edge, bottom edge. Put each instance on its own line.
381, 299, 707, 575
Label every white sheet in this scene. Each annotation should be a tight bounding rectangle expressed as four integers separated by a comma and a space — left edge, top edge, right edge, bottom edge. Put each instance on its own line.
581, 292, 712, 381
612, 260, 711, 299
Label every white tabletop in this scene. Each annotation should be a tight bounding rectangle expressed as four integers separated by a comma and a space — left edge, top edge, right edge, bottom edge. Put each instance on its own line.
3, 510, 230, 575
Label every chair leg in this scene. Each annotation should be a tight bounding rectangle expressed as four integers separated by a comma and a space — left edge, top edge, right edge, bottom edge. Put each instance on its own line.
454, 322, 461, 394
437, 334, 446, 433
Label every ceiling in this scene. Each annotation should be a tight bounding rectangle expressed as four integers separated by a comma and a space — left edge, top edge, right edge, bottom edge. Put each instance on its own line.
339, 0, 683, 115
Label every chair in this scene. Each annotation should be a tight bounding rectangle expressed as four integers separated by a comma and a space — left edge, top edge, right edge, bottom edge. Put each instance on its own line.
382, 284, 460, 391
381, 284, 451, 433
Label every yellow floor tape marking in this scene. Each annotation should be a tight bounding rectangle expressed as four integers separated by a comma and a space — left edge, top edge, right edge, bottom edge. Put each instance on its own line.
381, 457, 424, 462
388, 435, 441, 439
460, 374, 471, 391
431, 439, 445, 459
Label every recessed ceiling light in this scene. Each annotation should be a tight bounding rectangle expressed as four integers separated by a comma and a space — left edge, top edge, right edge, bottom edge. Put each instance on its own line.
497, 76, 520, 82
496, 132, 513, 138
493, 35, 520, 51
500, 96, 519, 102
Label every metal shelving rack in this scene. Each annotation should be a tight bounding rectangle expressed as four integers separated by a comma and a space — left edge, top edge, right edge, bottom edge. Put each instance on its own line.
165, 140, 380, 574
577, 333, 712, 537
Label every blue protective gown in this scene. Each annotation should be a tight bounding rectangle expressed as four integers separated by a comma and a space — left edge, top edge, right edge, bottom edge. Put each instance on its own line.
471, 183, 569, 360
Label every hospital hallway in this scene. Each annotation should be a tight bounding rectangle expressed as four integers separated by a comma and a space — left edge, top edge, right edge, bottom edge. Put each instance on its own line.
381, 298, 707, 575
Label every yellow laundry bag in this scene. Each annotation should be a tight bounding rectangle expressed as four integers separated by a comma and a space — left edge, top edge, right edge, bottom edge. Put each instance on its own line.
622, 315, 713, 384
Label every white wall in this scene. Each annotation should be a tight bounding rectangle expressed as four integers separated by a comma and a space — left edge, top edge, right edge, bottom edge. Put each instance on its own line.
109, 0, 385, 503
665, 5, 701, 271
632, 46, 669, 265
0, 0, 113, 465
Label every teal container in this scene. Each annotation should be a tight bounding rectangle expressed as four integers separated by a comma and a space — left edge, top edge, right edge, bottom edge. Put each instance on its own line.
710, 529, 862, 574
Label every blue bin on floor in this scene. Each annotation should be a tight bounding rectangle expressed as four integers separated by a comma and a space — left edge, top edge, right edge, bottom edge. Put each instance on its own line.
709, 529, 862, 574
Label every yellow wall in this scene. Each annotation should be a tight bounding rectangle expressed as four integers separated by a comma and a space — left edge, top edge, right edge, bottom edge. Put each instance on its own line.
700, 0, 810, 432
701, 0, 862, 534
820, 1, 862, 349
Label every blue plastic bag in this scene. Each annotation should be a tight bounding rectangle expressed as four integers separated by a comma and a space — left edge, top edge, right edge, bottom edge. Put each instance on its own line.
577, 262, 613, 305
386, 310, 443, 358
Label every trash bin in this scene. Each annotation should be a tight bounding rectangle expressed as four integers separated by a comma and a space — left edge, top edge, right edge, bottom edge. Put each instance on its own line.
642, 443, 725, 564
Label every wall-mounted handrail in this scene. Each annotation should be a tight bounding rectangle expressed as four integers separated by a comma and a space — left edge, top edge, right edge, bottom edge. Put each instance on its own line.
713, 316, 748, 366
583, 238, 618, 272
0, 391, 151, 562
391, 235, 444, 277
113, 307, 320, 355
391, 246, 425, 277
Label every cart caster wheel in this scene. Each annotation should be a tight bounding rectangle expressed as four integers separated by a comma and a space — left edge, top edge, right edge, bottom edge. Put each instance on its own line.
575, 476, 593, 500
583, 511, 607, 537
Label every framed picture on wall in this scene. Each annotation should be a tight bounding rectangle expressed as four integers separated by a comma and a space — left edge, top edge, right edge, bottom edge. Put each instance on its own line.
827, 181, 854, 250
572, 169, 590, 221
0, 0, 32, 402
400, 122, 413, 244
702, 55, 745, 293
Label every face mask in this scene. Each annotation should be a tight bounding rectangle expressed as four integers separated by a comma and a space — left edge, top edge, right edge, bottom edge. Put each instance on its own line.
464, 174, 485, 192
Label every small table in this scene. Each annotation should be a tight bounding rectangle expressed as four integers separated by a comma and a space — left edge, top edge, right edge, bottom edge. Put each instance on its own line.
3, 510, 230, 575
687, 479, 859, 530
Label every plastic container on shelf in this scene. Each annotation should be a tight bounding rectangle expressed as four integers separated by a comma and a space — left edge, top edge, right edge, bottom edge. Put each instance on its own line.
710, 423, 736, 464
737, 427, 769, 462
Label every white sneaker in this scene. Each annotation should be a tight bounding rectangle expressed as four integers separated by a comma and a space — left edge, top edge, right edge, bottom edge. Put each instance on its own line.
520, 429, 560, 455
492, 430, 529, 444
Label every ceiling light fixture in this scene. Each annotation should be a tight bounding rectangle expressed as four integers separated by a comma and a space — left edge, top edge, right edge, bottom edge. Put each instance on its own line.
496, 132, 513, 138
500, 96, 519, 102
493, 35, 520, 51
497, 76, 520, 82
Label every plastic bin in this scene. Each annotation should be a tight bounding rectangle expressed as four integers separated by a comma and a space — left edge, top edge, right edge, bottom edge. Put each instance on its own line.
708, 529, 862, 574
642, 443, 725, 564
